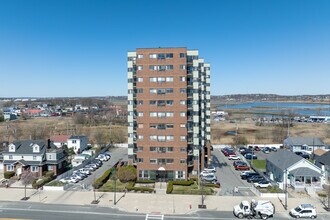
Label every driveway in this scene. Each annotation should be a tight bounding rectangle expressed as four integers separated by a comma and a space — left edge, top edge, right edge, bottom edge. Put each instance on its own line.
66, 147, 128, 191
212, 148, 255, 196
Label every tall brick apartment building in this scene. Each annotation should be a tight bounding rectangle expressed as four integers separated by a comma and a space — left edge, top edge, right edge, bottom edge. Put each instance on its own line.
127, 48, 211, 181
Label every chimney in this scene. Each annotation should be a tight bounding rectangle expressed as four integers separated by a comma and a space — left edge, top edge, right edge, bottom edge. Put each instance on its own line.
47, 139, 51, 149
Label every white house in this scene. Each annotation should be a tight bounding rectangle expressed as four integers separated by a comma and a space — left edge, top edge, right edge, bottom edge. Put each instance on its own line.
50, 135, 71, 148
283, 137, 328, 155
67, 136, 88, 154
266, 150, 324, 193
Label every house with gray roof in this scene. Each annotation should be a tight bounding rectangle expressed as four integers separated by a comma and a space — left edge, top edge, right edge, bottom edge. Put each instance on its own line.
67, 135, 88, 154
315, 151, 330, 184
2, 139, 68, 178
283, 137, 328, 155
266, 150, 324, 192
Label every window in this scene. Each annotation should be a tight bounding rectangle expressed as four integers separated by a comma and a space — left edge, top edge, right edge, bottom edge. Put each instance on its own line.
180, 88, 186, 93
166, 100, 173, 105
149, 65, 157, 70
180, 136, 186, 141
48, 154, 52, 160
166, 88, 173, 93
180, 124, 186, 128
158, 53, 165, 59
180, 53, 185, 58
136, 89, 143, 93
166, 159, 174, 164
158, 77, 165, 82
137, 158, 144, 163
166, 112, 174, 117
150, 147, 157, 152
48, 165, 54, 171
150, 77, 157, 82
158, 112, 166, 118
180, 159, 186, 164
180, 100, 186, 105
166, 77, 173, 82
166, 124, 174, 128
137, 77, 143, 82
137, 112, 144, 117
150, 159, 157, 164
33, 156, 37, 160
138, 124, 144, 128
137, 100, 143, 105
157, 100, 166, 106
158, 136, 166, 142
150, 135, 157, 141
180, 76, 186, 81
167, 135, 174, 141
166, 65, 173, 70
150, 88, 157, 94
137, 65, 143, 70
138, 135, 144, 140
157, 124, 166, 129
138, 146, 143, 152
150, 112, 157, 117
150, 100, 156, 105
6, 165, 14, 171
178, 171, 184, 179
180, 112, 186, 117
167, 147, 173, 152
137, 54, 144, 59
165, 53, 173, 58
31, 166, 38, 173
180, 65, 186, 70
72, 140, 77, 144
180, 147, 186, 152
149, 54, 157, 59
9, 155, 13, 160
150, 124, 157, 128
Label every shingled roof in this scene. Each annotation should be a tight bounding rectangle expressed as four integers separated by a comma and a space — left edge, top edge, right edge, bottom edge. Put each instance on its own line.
266, 150, 303, 170
5, 139, 57, 154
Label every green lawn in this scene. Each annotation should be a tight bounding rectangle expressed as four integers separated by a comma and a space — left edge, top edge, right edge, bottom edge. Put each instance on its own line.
99, 180, 130, 192
172, 181, 215, 195
251, 159, 266, 170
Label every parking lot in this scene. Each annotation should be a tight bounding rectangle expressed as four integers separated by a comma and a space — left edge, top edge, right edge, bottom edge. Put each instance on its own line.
66, 147, 128, 191
211, 148, 256, 196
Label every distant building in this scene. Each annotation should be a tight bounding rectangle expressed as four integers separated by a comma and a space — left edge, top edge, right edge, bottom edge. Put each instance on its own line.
283, 137, 328, 154
50, 135, 71, 148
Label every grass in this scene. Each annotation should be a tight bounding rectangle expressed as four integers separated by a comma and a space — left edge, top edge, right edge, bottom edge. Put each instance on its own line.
172, 181, 216, 195
99, 179, 130, 192
251, 159, 266, 170
259, 186, 283, 193
45, 180, 65, 186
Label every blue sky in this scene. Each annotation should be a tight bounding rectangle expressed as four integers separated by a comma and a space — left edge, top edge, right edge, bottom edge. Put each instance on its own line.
0, 0, 329, 97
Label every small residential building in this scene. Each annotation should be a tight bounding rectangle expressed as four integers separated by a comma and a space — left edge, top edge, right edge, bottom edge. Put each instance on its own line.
2, 139, 68, 177
50, 135, 71, 148
315, 151, 330, 184
67, 136, 88, 154
283, 137, 328, 155
266, 150, 324, 192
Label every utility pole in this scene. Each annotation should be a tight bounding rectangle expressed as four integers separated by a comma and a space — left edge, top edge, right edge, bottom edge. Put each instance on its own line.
284, 169, 288, 210
113, 168, 117, 205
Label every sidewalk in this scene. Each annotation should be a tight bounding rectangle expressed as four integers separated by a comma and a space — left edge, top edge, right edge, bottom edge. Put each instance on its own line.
0, 187, 328, 215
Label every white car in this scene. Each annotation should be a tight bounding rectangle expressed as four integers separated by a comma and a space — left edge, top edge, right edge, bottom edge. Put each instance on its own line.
200, 170, 212, 177
79, 168, 92, 175
96, 154, 107, 161
254, 180, 271, 188
289, 204, 317, 219
202, 174, 217, 182
228, 155, 240, 160
204, 166, 216, 173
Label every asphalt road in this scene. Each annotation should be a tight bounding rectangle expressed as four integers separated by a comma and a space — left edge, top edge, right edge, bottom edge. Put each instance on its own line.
1, 202, 329, 220
66, 147, 128, 191
212, 148, 254, 196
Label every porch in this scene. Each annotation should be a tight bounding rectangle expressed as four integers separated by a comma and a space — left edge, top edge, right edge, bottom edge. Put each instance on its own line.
289, 167, 322, 189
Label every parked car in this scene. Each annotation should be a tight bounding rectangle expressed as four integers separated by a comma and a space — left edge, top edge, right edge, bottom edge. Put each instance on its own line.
71, 174, 84, 181
254, 146, 261, 151
241, 172, 259, 180
239, 147, 247, 154
228, 155, 240, 160
85, 164, 97, 171
254, 180, 272, 188
270, 147, 277, 152
245, 153, 258, 160
295, 151, 310, 159
200, 170, 212, 177
96, 154, 107, 161
103, 153, 111, 159
211, 180, 221, 187
202, 174, 217, 182
247, 176, 264, 183
79, 168, 92, 175
235, 162, 250, 171
262, 148, 270, 154
289, 204, 317, 219
60, 177, 76, 184
204, 166, 216, 173
233, 161, 245, 167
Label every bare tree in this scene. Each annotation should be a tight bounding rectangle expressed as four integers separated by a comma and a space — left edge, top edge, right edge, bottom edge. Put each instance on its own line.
20, 169, 35, 200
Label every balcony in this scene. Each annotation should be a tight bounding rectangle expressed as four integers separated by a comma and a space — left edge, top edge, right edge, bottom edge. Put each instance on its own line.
187, 161, 194, 167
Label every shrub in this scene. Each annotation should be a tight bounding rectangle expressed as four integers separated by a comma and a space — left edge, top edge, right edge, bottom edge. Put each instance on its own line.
204, 183, 220, 188
166, 181, 173, 194
32, 173, 55, 189
93, 168, 113, 189
4, 171, 15, 179
171, 179, 194, 186
135, 179, 155, 184
117, 165, 137, 183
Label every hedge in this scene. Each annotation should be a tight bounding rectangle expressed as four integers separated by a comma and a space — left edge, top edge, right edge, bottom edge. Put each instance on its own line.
32, 173, 55, 189
4, 171, 15, 179
135, 179, 156, 184
125, 182, 154, 193
93, 168, 113, 189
